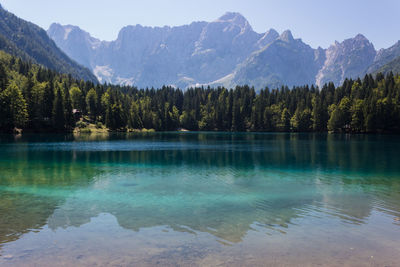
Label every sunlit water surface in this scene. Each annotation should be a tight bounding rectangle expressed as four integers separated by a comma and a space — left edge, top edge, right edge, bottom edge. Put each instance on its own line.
0, 132, 399, 266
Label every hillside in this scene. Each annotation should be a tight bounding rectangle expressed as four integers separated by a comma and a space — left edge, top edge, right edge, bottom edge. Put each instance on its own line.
0, 5, 97, 82
376, 56, 400, 74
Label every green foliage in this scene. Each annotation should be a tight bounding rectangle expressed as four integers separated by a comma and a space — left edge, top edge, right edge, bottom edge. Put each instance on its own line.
0, 62, 7, 90
128, 101, 143, 129
0, 51, 400, 134
95, 122, 103, 129
0, 81, 28, 130
79, 127, 92, 133
279, 108, 291, 131
70, 86, 83, 110
180, 110, 197, 130
312, 95, 328, 131
291, 108, 312, 132
63, 83, 75, 129
350, 99, 365, 132
328, 97, 352, 132
327, 105, 341, 132
52, 85, 65, 131
76, 121, 87, 129
86, 88, 98, 121
0, 7, 97, 82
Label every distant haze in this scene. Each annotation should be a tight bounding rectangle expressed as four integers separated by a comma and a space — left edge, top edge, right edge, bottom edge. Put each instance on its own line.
1, 0, 399, 49
47, 11, 399, 89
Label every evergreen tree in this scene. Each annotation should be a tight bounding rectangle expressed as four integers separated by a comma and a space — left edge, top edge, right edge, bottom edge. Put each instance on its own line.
42, 80, 54, 121
70, 85, 83, 110
52, 86, 65, 130
312, 95, 327, 131
0, 63, 7, 90
86, 88, 98, 121
280, 108, 291, 131
63, 83, 75, 129
128, 101, 143, 129
327, 105, 341, 132
0, 82, 28, 131
350, 99, 365, 132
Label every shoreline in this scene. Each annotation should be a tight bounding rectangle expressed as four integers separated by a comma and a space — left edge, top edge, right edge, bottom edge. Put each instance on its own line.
2, 129, 399, 136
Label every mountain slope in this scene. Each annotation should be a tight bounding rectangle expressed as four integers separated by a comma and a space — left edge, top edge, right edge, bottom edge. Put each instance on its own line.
0, 5, 97, 82
367, 41, 400, 74
375, 56, 400, 74
48, 12, 278, 88
48, 12, 399, 89
315, 34, 376, 87
226, 30, 325, 89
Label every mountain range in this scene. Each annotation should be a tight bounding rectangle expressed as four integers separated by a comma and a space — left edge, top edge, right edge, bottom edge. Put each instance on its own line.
48, 12, 400, 89
0, 4, 97, 82
0, 5, 398, 89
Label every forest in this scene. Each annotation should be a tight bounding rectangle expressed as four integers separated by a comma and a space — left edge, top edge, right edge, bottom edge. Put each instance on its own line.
0, 50, 400, 133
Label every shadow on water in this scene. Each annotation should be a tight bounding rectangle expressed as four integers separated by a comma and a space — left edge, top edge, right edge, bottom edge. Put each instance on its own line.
0, 132, 399, 248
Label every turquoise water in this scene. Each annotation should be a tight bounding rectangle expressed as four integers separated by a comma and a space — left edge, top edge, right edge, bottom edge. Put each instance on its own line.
0, 132, 399, 266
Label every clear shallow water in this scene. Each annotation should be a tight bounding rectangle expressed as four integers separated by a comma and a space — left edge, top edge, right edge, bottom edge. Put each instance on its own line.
0, 132, 399, 266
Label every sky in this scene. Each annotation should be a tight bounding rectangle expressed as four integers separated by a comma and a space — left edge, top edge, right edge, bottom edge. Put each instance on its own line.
1, 0, 399, 49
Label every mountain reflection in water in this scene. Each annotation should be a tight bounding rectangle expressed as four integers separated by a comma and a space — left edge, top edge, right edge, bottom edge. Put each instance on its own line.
0, 132, 399, 266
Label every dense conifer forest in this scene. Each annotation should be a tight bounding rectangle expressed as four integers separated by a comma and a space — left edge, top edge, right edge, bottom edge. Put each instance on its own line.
0, 51, 399, 133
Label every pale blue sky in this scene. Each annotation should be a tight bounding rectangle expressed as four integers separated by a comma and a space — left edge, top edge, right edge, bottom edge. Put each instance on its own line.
1, 0, 399, 49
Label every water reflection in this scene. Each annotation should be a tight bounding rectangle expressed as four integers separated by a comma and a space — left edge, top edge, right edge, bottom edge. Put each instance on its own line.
0, 152, 100, 248
0, 132, 399, 250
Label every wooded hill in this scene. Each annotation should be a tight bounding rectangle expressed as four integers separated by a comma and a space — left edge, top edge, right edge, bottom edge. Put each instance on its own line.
0, 5, 97, 83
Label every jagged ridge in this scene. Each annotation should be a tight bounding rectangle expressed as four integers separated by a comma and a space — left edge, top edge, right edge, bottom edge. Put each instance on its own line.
47, 12, 400, 89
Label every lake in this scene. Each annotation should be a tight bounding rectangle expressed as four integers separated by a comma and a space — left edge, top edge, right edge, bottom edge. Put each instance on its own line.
0, 132, 399, 266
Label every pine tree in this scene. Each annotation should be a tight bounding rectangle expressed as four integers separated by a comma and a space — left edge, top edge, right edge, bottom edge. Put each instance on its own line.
52, 86, 65, 130
63, 83, 75, 129
0, 82, 28, 131
42, 80, 54, 121
70, 85, 83, 110
128, 101, 143, 129
280, 108, 291, 131
86, 88, 98, 121
0, 63, 7, 90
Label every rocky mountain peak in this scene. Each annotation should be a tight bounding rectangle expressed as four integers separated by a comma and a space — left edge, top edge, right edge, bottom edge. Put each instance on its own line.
263, 28, 279, 41
117, 24, 144, 37
48, 23, 79, 40
218, 12, 247, 24
48, 22, 64, 34
256, 28, 279, 48
327, 34, 375, 55
366, 40, 400, 74
354, 33, 368, 41
47, 13, 400, 90
279, 30, 294, 42
216, 12, 251, 32
342, 34, 374, 50
48, 23, 100, 45
316, 34, 376, 87
376, 40, 400, 56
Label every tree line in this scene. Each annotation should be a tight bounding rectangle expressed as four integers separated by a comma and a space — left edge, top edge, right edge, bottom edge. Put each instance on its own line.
0, 50, 399, 133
